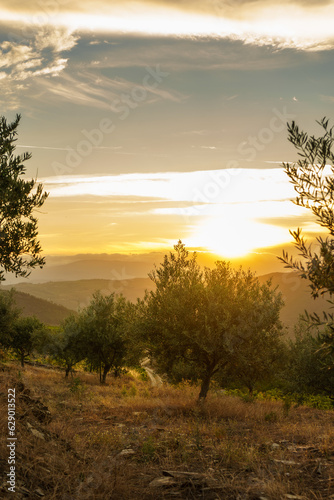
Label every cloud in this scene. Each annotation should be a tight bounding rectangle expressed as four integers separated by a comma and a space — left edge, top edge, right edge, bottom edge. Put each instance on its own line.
0, 25, 78, 109
81, 36, 309, 73
179, 130, 212, 136
16, 144, 123, 151
16, 58, 43, 70
13, 57, 68, 80
33, 68, 186, 109
38, 167, 311, 256
42, 168, 297, 206
1, 1, 334, 51
0, 41, 38, 68
34, 27, 78, 52
320, 95, 334, 103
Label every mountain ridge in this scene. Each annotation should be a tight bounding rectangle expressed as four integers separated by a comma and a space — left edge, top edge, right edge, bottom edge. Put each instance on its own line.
3, 272, 331, 335
0, 289, 75, 326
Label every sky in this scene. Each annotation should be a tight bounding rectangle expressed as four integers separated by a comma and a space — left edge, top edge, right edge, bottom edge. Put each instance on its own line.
1, 0, 334, 267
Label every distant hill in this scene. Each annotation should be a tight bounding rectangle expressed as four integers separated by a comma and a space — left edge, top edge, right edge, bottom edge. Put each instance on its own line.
3, 245, 292, 285
3, 272, 332, 335
257, 272, 331, 336
3, 258, 159, 284
0, 290, 75, 326
2, 278, 155, 312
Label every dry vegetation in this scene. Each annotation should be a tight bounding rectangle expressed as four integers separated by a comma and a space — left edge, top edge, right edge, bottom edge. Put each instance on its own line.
1, 363, 334, 499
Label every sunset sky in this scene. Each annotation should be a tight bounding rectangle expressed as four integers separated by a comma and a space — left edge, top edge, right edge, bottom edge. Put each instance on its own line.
1, 0, 334, 265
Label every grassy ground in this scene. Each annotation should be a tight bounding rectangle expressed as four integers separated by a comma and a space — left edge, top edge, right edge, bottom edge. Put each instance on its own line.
1, 363, 334, 499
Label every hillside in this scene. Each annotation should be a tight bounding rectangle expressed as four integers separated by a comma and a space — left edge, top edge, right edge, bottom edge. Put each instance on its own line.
3, 272, 332, 333
257, 272, 331, 335
1, 278, 155, 311
0, 290, 75, 326
1, 364, 333, 499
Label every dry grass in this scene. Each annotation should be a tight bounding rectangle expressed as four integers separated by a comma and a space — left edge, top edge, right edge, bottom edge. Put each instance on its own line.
1, 363, 334, 499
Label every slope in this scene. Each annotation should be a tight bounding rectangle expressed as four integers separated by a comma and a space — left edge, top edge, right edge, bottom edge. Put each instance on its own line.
0, 289, 75, 326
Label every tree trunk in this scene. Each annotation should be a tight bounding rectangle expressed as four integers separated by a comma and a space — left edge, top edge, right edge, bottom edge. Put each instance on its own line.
198, 372, 212, 401
20, 353, 25, 368
198, 362, 220, 401
247, 384, 254, 396
101, 364, 111, 384
65, 366, 70, 378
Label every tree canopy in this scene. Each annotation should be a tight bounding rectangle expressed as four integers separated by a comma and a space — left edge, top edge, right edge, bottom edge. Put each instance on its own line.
141, 241, 283, 400
78, 292, 135, 383
280, 118, 334, 361
0, 291, 19, 346
280, 118, 334, 298
0, 114, 48, 282
7, 316, 46, 367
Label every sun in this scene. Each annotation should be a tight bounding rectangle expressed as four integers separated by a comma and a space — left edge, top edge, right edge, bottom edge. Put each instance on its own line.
190, 216, 289, 259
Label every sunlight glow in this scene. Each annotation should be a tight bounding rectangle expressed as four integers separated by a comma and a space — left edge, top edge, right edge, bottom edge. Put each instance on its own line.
190, 216, 290, 258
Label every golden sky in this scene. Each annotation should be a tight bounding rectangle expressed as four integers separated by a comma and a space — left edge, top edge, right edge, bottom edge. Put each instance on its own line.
0, 0, 333, 263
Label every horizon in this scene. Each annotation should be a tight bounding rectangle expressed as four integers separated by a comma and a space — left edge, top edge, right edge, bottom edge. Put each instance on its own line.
1, 1, 332, 262
2, 242, 304, 286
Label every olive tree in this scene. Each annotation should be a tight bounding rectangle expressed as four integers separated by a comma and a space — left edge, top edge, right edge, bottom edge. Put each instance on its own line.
141, 241, 283, 400
47, 317, 85, 378
222, 326, 286, 395
2, 315, 46, 367
280, 118, 334, 297
283, 318, 334, 398
0, 114, 48, 282
279, 118, 334, 359
79, 292, 134, 383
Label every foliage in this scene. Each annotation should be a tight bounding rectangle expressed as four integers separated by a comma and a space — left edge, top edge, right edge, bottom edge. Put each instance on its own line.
0, 291, 20, 348
69, 377, 86, 397
79, 292, 135, 383
279, 118, 334, 296
225, 387, 333, 410
220, 323, 286, 395
1, 315, 46, 367
140, 241, 284, 400
279, 117, 334, 364
0, 114, 48, 282
47, 316, 86, 377
283, 317, 334, 398
135, 366, 149, 382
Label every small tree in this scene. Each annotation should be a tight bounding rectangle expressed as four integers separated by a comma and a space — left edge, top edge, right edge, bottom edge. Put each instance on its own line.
80, 292, 132, 383
142, 241, 283, 400
4, 316, 46, 367
47, 317, 85, 378
0, 114, 48, 282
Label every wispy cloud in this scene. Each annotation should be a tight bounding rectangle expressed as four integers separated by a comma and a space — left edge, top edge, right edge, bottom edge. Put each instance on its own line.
1, 1, 333, 51
39, 168, 311, 256
179, 130, 213, 136
0, 26, 78, 109
16, 144, 123, 151
42, 168, 297, 206
34, 27, 78, 53
320, 94, 334, 103
33, 69, 186, 109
